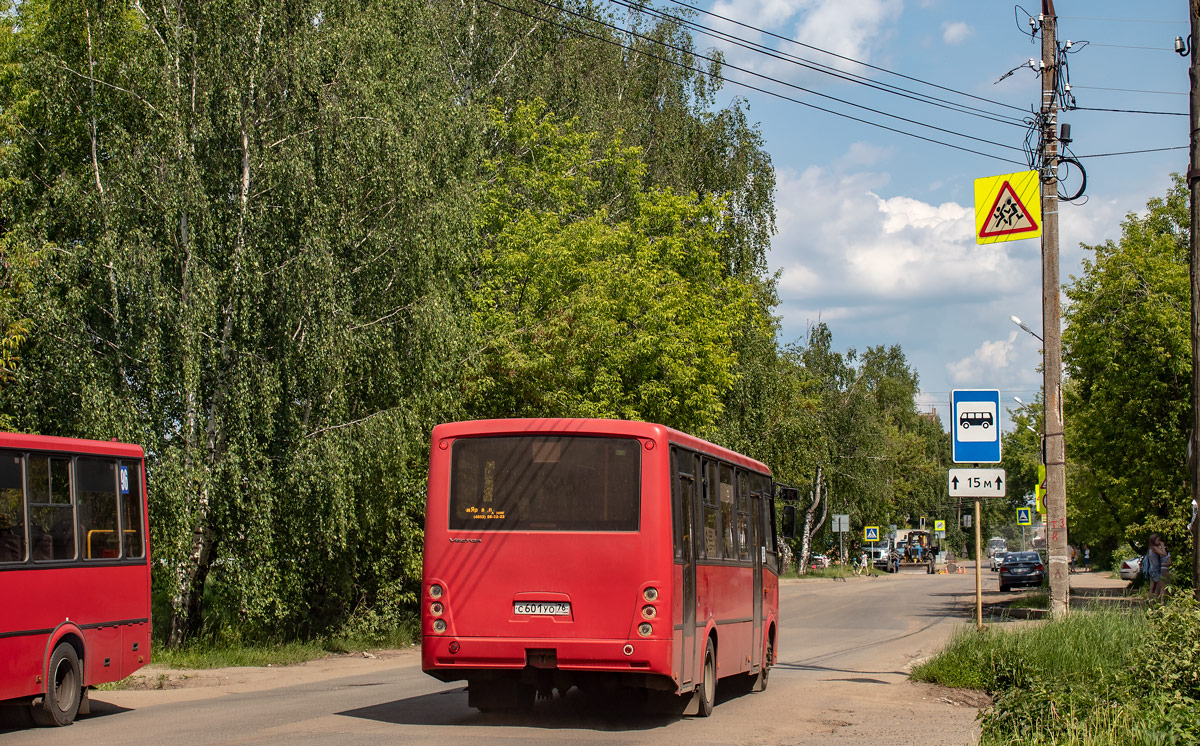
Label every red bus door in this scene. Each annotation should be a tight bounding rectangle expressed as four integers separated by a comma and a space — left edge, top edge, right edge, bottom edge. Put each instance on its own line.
674, 449, 699, 690
751, 490, 764, 670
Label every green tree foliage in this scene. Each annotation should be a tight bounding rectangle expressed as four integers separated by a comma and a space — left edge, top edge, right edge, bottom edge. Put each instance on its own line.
470, 101, 762, 432
1, 0, 477, 642
1063, 175, 1193, 582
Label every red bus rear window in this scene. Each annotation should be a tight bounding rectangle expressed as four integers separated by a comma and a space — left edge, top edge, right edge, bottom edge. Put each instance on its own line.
449, 436, 640, 531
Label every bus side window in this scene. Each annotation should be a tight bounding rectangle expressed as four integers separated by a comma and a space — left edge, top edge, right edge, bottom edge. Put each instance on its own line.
719, 464, 735, 560
120, 461, 145, 559
736, 470, 750, 563
77, 458, 120, 560
0, 451, 25, 563
702, 460, 720, 559
28, 456, 75, 561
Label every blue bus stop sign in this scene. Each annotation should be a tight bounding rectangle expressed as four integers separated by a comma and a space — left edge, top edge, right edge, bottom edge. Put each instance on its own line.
951, 389, 1002, 463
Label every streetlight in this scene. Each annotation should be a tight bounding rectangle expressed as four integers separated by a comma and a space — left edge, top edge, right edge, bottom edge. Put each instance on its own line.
1012, 396, 1039, 436
1010, 315, 1043, 342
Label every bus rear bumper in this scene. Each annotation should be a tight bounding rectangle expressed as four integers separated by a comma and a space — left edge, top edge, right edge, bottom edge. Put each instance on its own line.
422, 636, 674, 682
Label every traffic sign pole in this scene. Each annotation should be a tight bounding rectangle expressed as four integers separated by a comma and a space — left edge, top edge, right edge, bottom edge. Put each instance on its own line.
975, 497, 983, 630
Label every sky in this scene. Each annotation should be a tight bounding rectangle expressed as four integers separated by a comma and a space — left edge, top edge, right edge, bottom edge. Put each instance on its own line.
642, 0, 1189, 431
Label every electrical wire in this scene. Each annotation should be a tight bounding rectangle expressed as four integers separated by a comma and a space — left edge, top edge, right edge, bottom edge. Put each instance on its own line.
517, 0, 1027, 157
1085, 43, 1174, 51
1070, 85, 1186, 96
1067, 106, 1186, 116
1075, 146, 1185, 159
606, 0, 1028, 128
1057, 16, 1185, 25
664, 0, 1031, 114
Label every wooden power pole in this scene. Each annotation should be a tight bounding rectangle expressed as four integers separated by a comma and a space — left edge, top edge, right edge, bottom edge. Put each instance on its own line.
1039, 0, 1070, 618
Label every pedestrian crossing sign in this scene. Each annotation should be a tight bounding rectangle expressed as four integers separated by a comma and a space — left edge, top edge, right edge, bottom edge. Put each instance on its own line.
1017, 508, 1032, 526
864, 526, 880, 542
975, 170, 1042, 244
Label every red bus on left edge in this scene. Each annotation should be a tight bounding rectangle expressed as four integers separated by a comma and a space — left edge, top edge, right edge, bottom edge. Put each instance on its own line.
0, 432, 151, 726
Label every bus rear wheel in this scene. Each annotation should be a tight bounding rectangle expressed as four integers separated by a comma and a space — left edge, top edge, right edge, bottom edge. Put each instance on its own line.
755, 639, 772, 692
31, 642, 82, 727
695, 642, 716, 717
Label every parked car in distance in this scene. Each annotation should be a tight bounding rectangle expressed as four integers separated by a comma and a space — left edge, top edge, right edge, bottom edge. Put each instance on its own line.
998, 550, 1045, 592
1119, 556, 1141, 581
991, 551, 1010, 572
809, 554, 830, 569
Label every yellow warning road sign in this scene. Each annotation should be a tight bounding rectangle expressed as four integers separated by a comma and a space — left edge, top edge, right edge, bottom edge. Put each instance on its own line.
974, 170, 1042, 244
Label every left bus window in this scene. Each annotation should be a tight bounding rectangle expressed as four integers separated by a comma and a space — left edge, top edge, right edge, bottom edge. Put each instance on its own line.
28, 456, 75, 561
120, 461, 145, 558
449, 436, 640, 531
77, 458, 119, 559
0, 452, 24, 563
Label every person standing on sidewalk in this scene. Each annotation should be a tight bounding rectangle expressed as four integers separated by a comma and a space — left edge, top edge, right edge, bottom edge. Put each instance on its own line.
1083, 546, 1090, 572
1144, 534, 1170, 600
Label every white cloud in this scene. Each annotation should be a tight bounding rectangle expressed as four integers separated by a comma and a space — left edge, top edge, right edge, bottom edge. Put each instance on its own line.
705, 0, 903, 78
946, 332, 1018, 384
941, 21, 974, 46
772, 164, 1032, 311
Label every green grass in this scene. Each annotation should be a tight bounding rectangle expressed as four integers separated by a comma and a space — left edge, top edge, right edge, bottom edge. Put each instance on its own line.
1002, 591, 1047, 610
147, 626, 417, 670
912, 606, 1140, 691
785, 563, 882, 579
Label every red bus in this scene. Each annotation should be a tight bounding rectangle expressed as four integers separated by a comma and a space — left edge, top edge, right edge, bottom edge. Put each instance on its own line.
421, 419, 779, 715
0, 433, 151, 726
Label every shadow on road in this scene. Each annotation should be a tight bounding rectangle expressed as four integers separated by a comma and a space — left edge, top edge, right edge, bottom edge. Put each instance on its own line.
339, 681, 760, 731
0, 698, 133, 734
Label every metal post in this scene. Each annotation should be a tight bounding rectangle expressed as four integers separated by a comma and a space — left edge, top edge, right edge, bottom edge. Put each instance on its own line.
1040, 0, 1069, 618
975, 497, 983, 630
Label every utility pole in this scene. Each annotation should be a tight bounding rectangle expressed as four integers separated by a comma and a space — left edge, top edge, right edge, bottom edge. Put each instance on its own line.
1039, 0, 1069, 618
1189, 0, 1200, 603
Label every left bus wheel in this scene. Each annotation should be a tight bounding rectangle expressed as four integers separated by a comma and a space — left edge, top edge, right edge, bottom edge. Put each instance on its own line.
31, 643, 82, 727
696, 643, 716, 717
755, 640, 772, 692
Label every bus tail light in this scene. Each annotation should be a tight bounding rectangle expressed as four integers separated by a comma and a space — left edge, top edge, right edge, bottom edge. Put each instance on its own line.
643, 587, 658, 601
430, 602, 444, 616
641, 605, 656, 619
429, 584, 444, 599
433, 619, 447, 633
637, 622, 652, 637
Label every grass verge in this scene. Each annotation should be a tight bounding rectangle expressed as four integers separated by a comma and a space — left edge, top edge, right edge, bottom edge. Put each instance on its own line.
912, 594, 1200, 746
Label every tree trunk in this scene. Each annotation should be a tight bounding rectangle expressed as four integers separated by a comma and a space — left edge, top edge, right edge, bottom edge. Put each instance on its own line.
797, 466, 825, 574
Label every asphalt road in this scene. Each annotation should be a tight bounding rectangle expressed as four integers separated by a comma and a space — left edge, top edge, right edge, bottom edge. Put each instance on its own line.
2, 567, 994, 745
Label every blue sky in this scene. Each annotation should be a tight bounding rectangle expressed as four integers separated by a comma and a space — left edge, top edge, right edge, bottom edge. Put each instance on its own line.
651, 0, 1188, 429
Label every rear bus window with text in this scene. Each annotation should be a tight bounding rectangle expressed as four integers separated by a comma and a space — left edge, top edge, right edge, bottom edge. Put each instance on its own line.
449, 436, 640, 531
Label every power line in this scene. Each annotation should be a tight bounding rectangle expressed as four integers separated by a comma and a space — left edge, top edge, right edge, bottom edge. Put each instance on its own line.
1074, 146, 1187, 159
1057, 15, 1184, 25
512, 0, 1026, 158
607, 0, 1028, 128
1086, 42, 1174, 51
1068, 106, 1187, 116
662, 0, 1030, 115
1071, 84, 1186, 96
478, 0, 1026, 165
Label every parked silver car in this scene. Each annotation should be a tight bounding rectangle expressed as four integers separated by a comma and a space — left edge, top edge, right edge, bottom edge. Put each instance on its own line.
1119, 556, 1141, 581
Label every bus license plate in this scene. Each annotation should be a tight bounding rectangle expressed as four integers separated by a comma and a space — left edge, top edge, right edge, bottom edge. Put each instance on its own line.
513, 602, 571, 616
